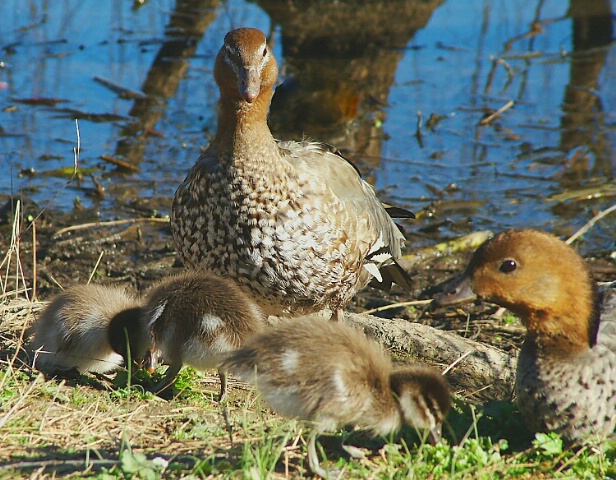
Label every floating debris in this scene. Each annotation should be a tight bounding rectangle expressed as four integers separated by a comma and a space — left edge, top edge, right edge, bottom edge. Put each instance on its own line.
93, 76, 147, 100
11, 97, 69, 107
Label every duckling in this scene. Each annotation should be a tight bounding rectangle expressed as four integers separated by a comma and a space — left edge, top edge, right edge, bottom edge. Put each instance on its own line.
28, 284, 147, 375
142, 270, 264, 401
432, 229, 616, 442
171, 27, 413, 322
221, 319, 450, 477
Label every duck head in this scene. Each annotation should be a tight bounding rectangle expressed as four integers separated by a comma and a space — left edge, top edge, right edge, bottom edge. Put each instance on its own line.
214, 27, 278, 104
432, 229, 600, 352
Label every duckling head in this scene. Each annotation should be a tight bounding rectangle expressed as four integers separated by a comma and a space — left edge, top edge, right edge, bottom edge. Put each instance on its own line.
390, 366, 450, 443
107, 307, 151, 371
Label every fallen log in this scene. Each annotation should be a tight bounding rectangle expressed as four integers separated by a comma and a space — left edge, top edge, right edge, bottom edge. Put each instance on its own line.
345, 312, 517, 404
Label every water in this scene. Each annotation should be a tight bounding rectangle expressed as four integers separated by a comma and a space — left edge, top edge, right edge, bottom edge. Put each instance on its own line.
1, 0, 614, 252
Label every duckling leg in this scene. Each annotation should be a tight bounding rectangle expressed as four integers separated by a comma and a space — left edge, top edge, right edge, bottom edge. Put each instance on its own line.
218, 370, 228, 403
307, 430, 329, 479
153, 363, 182, 393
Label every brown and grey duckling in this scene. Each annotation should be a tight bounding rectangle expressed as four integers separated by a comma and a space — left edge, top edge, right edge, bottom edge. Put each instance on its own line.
221, 319, 450, 477
143, 270, 264, 401
432, 228, 616, 443
171, 27, 413, 322
28, 284, 147, 375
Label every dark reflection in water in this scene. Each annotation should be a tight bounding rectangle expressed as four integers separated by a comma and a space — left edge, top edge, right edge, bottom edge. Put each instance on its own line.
560, 0, 614, 182
258, 0, 444, 167
115, 0, 220, 166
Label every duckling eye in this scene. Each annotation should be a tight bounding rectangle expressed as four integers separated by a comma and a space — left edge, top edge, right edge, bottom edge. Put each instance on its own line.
262, 46, 267, 57
499, 259, 517, 273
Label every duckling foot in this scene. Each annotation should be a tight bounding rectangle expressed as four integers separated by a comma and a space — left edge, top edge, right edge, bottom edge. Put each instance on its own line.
340, 444, 365, 459
307, 431, 342, 479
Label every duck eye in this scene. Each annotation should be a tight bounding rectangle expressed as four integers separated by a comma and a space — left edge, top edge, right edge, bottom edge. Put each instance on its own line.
499, 259, 517, 273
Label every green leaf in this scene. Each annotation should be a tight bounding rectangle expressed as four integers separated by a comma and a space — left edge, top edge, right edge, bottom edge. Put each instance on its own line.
533, 432, 563, 457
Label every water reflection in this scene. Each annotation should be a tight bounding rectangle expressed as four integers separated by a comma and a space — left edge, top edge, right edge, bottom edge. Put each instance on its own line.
259, 0, 444, 169
560, 0, 614, 182
114, 0, 220, 165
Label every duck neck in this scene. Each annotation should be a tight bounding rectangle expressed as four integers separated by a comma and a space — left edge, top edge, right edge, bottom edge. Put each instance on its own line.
214, 91, 277, 166
521, 273, 601, 356
523, 307, 597, 356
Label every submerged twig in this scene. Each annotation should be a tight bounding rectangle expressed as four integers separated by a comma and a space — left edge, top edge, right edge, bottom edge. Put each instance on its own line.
415, 110, 424, 147
100, 154, 139, 172
93, 76, 147, 100
400, 230, 493, 267
484, 56, 515, 95
478, 100, 514, 126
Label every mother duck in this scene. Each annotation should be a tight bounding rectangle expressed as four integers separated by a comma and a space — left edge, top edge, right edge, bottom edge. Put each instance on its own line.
172, 28, 412, 320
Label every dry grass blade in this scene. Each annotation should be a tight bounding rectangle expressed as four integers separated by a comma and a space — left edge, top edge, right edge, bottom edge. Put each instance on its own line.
53, 217, 169, 238
441, 350, 473, 376
87, 251, 105, 285
362, 299, 432, 315
0, 200, 29, 300
0, 374, 43, 429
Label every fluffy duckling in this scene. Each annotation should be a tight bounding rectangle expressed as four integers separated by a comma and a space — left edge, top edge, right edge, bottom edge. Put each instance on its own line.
171, 27, 413, 321
221, 320, 450, 477
28, 284, 147, 375
142, 270, 264, 401
432, 229, 616, 442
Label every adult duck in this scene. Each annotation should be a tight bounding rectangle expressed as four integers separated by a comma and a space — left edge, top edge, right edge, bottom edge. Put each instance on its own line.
171, 28, 413, 321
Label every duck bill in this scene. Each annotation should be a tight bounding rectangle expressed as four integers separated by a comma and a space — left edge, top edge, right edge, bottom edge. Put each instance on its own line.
143, 349, 159, 374
238, 66, 260, 103
431, 274, 477, 307
429, 424, 442, 444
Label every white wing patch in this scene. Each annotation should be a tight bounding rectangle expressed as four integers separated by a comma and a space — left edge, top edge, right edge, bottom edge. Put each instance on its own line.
363, 262, 383, 282
280, 349, 299, 375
